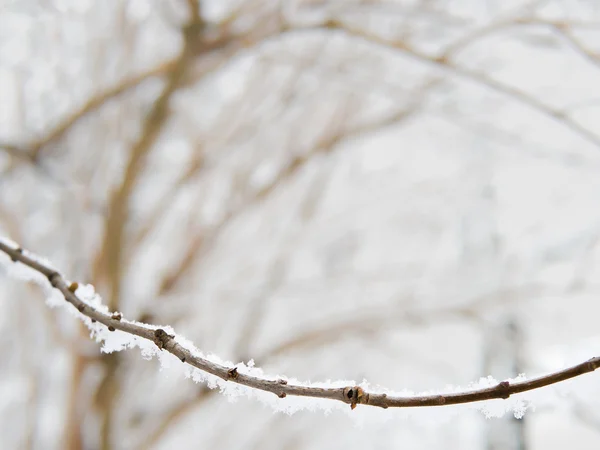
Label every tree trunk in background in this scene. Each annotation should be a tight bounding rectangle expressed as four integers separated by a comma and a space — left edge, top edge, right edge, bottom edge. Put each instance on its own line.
484, 317, 526, 450
460, 139, 526, 450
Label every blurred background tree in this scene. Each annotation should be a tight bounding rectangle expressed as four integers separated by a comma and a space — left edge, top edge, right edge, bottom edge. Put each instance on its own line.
1, 0, 600, 449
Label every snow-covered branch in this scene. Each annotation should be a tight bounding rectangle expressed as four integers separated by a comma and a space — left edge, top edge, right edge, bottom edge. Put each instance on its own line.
0, 238, 598, 411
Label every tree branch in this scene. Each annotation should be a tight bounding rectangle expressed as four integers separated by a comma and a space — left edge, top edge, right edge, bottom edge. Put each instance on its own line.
305, 20, 600, 152
155, 74, 441, 296
0, 61, 176, 163
1, 239, 599, 410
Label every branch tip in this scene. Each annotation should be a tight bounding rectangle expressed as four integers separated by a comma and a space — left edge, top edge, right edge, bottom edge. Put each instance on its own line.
587, 356, 600, 371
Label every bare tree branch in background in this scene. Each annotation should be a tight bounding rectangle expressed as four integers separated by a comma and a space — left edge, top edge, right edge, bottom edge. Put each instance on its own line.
0, 61, 176, 164
310, 18, 600, 151
154, 72, 441, 297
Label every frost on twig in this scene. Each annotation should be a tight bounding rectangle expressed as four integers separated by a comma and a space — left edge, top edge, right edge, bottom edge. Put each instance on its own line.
1, 237, 599, 416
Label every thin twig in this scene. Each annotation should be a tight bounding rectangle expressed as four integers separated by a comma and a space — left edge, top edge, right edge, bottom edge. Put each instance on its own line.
136, 386, 214, 450
156, 75, 440, 295
546, 23, 600, 69
1, 239, 598, 410
0, 61, 176, 163
304, 20, 600, 152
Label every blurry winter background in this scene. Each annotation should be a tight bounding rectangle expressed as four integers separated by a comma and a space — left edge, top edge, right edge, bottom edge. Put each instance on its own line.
2, 0, 600, 449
